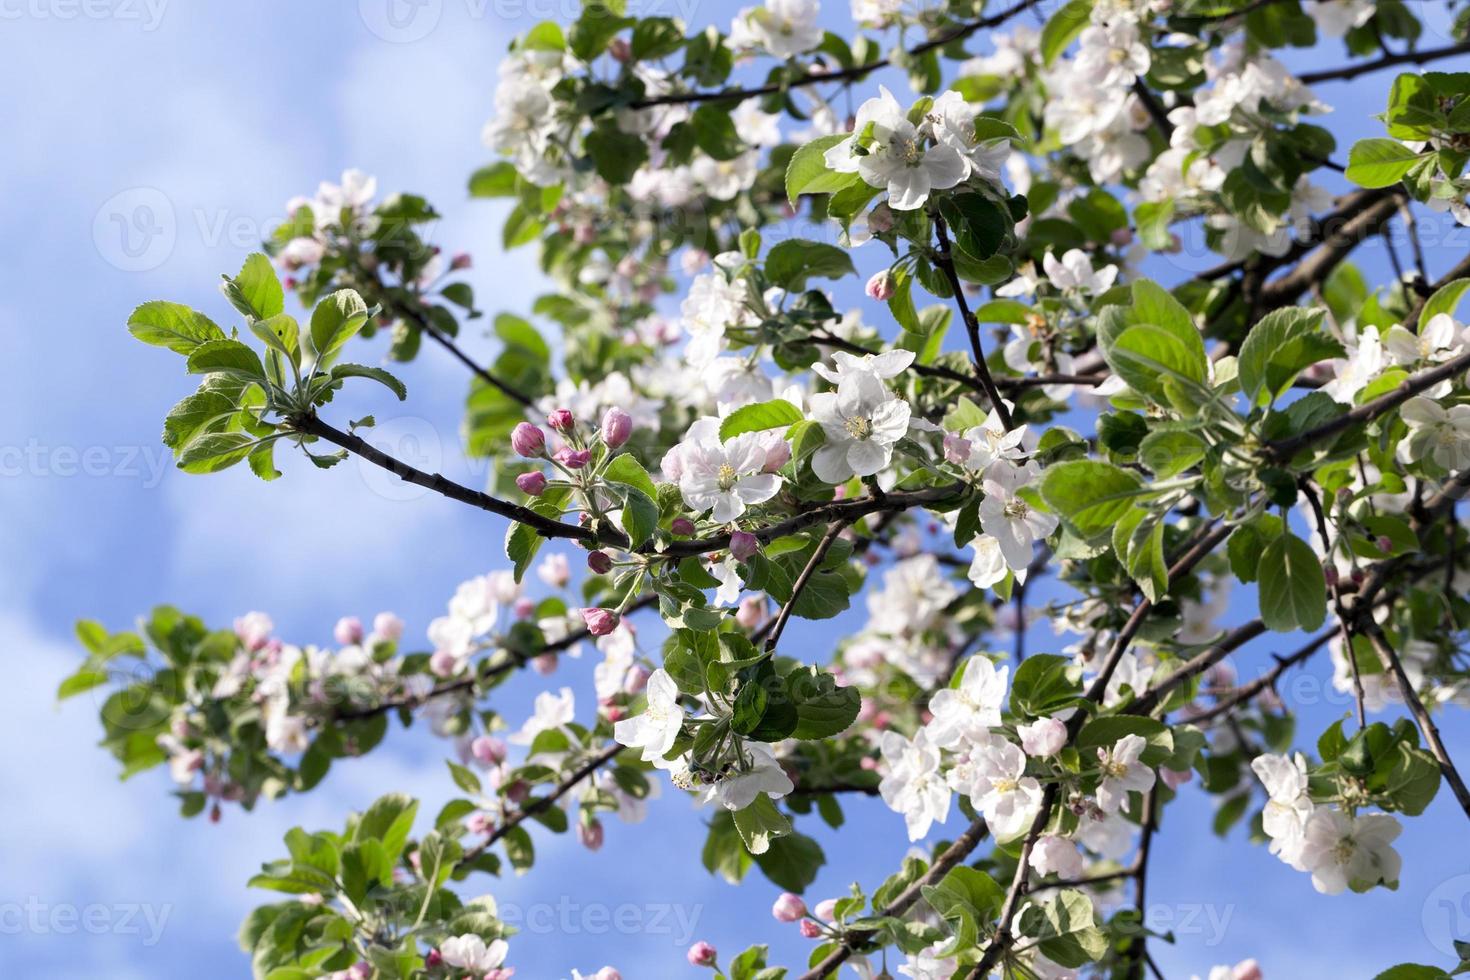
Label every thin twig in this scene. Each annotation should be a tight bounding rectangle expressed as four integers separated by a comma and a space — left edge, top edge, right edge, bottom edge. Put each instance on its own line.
931, 214, 1014, 429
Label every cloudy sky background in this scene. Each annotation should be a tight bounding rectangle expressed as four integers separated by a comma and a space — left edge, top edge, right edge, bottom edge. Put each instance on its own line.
3, 0, 1470, 976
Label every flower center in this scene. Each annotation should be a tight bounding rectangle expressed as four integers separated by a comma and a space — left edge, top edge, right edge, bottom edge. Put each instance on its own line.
896, 135, 925, 166
845, 416, 874, 440
1332, 837, 1357, 865
1003, 497, 1029, 520
717, 463, 738, 491
993, 777, 1019, 794
1103, 759, 1129, 779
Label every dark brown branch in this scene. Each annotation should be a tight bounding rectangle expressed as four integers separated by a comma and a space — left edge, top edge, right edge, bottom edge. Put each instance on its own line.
626, 0, 1047, 110
1363, 623, 1470, 821
463, 744, 623, 859
1265, 347, 1470, 461
1183, 630, 1334, 725
765, 520, 849, 651
294, 414, 603, 545
1298, 41, 1470, 85
932, 214, 1015, 429
798, 816, 991, 980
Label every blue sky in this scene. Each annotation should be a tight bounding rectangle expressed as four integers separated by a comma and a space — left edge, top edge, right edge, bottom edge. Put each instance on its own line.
2, 1, 1469, 977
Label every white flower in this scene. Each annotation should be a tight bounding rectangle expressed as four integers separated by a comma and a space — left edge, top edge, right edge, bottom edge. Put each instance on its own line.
1296, 808, 1402, 894
440, 935, 509, 973
680, 270, 752, 367
811, 348, 915, 387
1042, 249, 1118, 295
1251, 752, 1313, 846
1103, 651, 1155, 706
978, 461, 1057, 572
1303, 0, 1375, 37
959, 736, 1043, 839
959, 407, 1029, 473
809, 372, 913, 483
1321, 325, 1384, 405
879, 730, 952, 840
1018, 717, 1067, 757
1075, 19, 1150, 88
1400, 396, 1470, 470
613, 669, 685, 763
1096, 733, 1155, 813
1384, 313, 1462, 366
509, 687, 575, 745
967, 534, 1011, 589
851, 0, 902, 27
691, 150, 760, 201
928, 90, 1011, 183
1030, 834, 1084, 878
897, 943, 958, 980
676, 429, 783, 522
824, 87, 968, 210
263, 694, 309, 755
701, 740, 795, 810
729, 0, 822, 58
926, 656, 1010, 748
732, 100, 783, 147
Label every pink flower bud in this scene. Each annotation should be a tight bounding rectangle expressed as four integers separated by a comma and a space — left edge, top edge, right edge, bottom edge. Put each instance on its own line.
1018, 717, 1067, 757
504, 779, 530, 803
601, 407, 634, 448
511, 422, 546, 457
1377, 535, 1393, 554
554, 447, 592, 469
470, 735, 508, 766
671, 517, 696, 536
608, 35, 631, 60
799, 919, 823, 938
588, 550, 615, 574
449, 251, 472, 271
579, 818, 605, 851
516, 471, 548, 496
943, 432, 972, 464
486, 970, 514, 980
771, 892, 807, 922
762, 438, 791, 473
687, 942, 718, 967
582, 608, 620, 636
623, 665, 651, 694
865, 270, 895, 301
425, 950, 442, 968
735, 596, 765, 630
466, 811, 496, 835
1232, 959, 1262, 980
532, 652, 559, 675
1161, 766, 1193, 790
430, 650, 460, 677
1110, 227, 1135, 247
1324, 565, 1339, 588
814, 899, 838, 922
729, 530, 760, 561
867, 203, 894, 234
514, 596, 535, 619
547, 409, 575, 433
333, 616, 363, 646
372, 612, 404, 642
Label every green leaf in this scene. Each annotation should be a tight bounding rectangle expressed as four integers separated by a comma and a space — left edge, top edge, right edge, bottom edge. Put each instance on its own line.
506, 520, 545, 584
603, 452, 658, 499
1040, 460, 1143, 539
128, 301, 226, 354
1040, 0, 1093, 65
221, 253, 285, 320
921, 866, 1004, 953
620, 487, 659, 548
691, 104, 744, 161
309, 289, 371, 363
176, 431, 259, 474
1009, 654, 1081, 719
1257, 531, 1327, 632
731, 794, 792, 856
585, 125, 648, 185
1137, 429, 1206, 477
785, 666, 861, 739
1418, 277, 1470, 327
1345, 138, 1426, 189
1113, 505, 1167, 602
764, 239, 856, 291
785, 134, 854, 204
1238, 307, 1338, 405
332, 363, 407, 400
720, 399, 804, 440
468, 162, 519, 198
186, 339, 266, 382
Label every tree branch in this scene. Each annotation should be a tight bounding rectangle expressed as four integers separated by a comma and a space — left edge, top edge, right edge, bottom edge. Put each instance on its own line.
1298, 40, 1470, 85
462, 744, 623, 859
932, 214, 1015, 429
